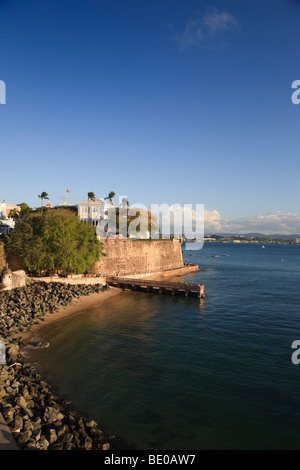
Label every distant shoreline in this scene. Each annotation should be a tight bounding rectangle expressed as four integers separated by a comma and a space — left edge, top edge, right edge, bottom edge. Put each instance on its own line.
183, 240, 300, 245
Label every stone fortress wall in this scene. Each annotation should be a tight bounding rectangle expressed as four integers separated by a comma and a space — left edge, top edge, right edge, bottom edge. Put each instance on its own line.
0, 239, 197, 288
94, 239, 186, 277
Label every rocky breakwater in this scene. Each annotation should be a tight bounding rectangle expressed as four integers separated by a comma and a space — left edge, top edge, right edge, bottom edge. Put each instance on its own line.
0, 281, 123, 450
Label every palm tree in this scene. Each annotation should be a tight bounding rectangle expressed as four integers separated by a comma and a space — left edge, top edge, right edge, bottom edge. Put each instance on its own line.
87, 192, 96, 201
38, 192, 49, 207
104, 191, 115, 203
8, 208, 20, 220
17, 203, 32, 218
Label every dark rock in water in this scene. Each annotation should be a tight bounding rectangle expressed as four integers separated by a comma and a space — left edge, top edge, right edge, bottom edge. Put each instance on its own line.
86, 419, 97, 428
28, 339, 50, 349
62, 399, 71, 406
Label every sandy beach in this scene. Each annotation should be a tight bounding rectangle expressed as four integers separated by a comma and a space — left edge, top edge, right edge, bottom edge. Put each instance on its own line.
21, 286, 123, 345
0, 283, 126, 450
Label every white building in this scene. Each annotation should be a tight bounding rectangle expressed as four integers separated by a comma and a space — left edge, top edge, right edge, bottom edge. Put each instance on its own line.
77, 199, 112, 225
0, 201, 21, 234
77, 198, 117, 239
77, 199, 151, 240
0, 221, 15, 235
0, 201, 20, 220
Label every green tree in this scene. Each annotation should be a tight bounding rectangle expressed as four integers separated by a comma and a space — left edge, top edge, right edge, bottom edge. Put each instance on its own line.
6, 210, 103, 274
104, 191, 115, 203
0, 241, 5, 271
17, 202, 32, 218
8, 208, 20, 220
87, 192, 96, 201
38, 192, 49, 208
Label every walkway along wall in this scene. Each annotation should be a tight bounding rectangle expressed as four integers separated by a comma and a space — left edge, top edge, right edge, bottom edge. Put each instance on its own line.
93, 239, 186, 277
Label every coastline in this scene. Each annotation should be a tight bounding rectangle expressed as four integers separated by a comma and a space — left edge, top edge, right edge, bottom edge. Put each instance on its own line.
21, 286, 122, 345
1, 272, 198, 450
0, 281, 127, 450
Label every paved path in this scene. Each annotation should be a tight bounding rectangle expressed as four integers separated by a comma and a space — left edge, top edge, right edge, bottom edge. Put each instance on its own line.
29, 276, 106, 285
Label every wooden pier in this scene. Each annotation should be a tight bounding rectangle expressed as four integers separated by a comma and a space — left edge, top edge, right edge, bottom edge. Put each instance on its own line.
106, 277, 205, 300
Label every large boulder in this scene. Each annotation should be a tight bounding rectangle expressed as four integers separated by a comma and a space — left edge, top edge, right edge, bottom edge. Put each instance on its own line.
43, 406, 65, 424
0, 268, 26, 290
11, 271, 26, 289
1, 266, 12, 290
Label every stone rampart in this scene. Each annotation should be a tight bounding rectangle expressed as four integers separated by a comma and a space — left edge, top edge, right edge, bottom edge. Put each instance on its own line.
94, 239, 185, 277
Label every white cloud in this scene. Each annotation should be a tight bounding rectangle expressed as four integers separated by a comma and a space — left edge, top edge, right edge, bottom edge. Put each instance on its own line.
204, 210, 300, 235
204, 8, 237, 36
177, 8, 238, 50
150, 205, 300, 237
178, 18, 203, 49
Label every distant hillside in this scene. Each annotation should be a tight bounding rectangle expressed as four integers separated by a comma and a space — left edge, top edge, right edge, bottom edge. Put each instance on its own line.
206, 233, 300, 240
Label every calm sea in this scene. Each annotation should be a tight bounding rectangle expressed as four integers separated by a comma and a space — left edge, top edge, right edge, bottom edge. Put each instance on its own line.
29, 242, 300, 450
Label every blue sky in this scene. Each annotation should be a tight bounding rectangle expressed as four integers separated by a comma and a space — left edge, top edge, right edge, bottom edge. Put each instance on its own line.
1, 0, 300, 233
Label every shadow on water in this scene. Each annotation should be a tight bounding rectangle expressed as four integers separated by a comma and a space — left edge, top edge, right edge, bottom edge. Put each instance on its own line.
29, 243, 300, 450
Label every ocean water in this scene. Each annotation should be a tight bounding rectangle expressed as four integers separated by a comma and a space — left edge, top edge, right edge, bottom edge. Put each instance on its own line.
30, 242, 300, 450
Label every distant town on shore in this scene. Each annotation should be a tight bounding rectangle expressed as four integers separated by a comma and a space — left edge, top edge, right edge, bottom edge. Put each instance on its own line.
202, 234, 300, 245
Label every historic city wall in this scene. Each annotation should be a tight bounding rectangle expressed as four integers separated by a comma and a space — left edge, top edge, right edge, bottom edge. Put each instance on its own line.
94, 239, 185, 277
